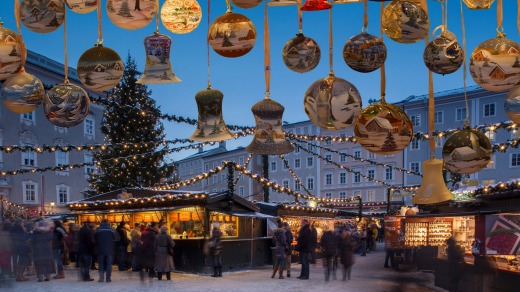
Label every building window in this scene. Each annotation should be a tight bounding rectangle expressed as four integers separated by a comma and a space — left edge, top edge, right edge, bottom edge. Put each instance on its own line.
339, 172, 347, 184
283, 179, 289, 188
22, 181, 38, 203
411, 115, 421, 127
367, 169, 375, 180
220, 174, 225, 183
435, 137, 444, 148
307, 144, 314, 151
483, 103, 496, 117
213, 162, 218, 169
294, 181, 301, 192
325, 154, 332, 164
307, 178, 314, 190
294, 158, 301, 168
367, 190, 375, 202
353, 190, 361, 197
325, 140, 332, 145
411, 139, 420, 150
487, 154, 495, 169
213, 175, 218, 183
386, 168, 394, 180
354, 172, 361, 183
238, 157, 244, 165
368, 152, 376, 160
325, 192, 332, 199
56, 185, 69, 205
205, 163, 209, 172
84, 116, 95, 137
339, 192, 347, 199
339, 150, 347, 162
283, 161, 289, 169
434, 111, 443, 124
21, 143, 36, 167
485, 130, 495, 141
410, 162, 420, 173
511, 153, 520, 167
239, 186, 244, 196
21, 111, 35, 124
307, 157, 313, 167
483, 180, 495, 186
85, 154, 96, 174
294, 147, 300, 153
456, 108, 466, 121
271, 161, 277, 171
55, 151, 69, 167
325, 174, 333, 185
353, 148, 362, 158
512, 130, 520, 140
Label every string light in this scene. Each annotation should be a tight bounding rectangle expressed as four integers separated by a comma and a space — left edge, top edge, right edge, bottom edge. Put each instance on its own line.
279, 154, 315, 198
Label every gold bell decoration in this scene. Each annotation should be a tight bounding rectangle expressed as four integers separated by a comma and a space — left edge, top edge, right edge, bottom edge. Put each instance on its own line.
463, 0, 495, 9
189, 87, 234, 142
411, 158, 453, 205
505, 86, 520, 124
442, 127, 492, 174
137, 32, 181, 84
381, 0, 429, 44
267, 0, 298, 6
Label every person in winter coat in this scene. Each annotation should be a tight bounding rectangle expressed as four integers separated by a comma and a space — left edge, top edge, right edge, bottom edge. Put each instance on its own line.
130, 223, 143, 271
309, 223, 318, 264
209, 224, 223, 277
154, 226, 175, 280
271, 221, 288, 279
447, 237, 465, 292
320, 227, 338, 282
141, 222, 159, 278
64, 223, 80, 267
339, 228, 356, 281
94, 219, 118, 283
0, 221, 13, 277
295, 219, 312, 280
77, 221, 95, 281
52, 220, 67, 279
283, 222, 293, 278
116, 221, 130, 271
10, 218, 31, 281
31, 220, 54, 282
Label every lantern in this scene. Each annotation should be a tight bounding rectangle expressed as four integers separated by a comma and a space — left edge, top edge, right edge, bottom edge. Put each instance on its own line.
65, 0, 98, 14
462, 0, 495, 9
137, 32, 181, 84
282, 33, 321, 73
107, 0, 157, 30
1, 69, 45, 114
442, 127, 492, 174
20, 0, 65, 33
343, 32, 386, 73
505, 86, 520, 124
231, 0, 262, 9
246, 98, 294, 155
381, 0, 429, 44
161, 0, 202, 34
189, 87, 234, 142
304, 73, 362, 130
354, 98, 413, 155
208, 11, 256, 58
412, 158, 453, 205
44, 81, 91, 128
301, 0, 331, 11
77, 44, 124, 92
0, 23, 25, 81
267, 0, 298, 6
423, 30, 464, 75
469, 35, 520, 92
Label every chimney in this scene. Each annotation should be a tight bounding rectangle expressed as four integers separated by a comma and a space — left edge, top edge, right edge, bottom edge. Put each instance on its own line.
198, 146, 203, 153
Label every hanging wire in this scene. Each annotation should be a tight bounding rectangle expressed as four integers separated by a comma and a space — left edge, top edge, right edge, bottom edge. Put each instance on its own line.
460, 0, 470, 127
298, 0, 303, 34
328, 6, 333, 75
207, 0, 211, 88
226, 0, 232, 12
14, 0, 26, 69
63, 8, 69, 83
156, 0, 160, 33
97, 0, 103, 44
497, 0, 504, 35
380, 1, 386, 103
264, 0, 271, 98
362, 0, 368, 32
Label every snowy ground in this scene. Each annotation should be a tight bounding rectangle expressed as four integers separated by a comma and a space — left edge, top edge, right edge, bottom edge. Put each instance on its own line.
2, 243, 447, 292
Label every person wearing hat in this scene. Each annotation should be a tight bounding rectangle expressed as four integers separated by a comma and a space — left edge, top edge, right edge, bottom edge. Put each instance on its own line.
116, 221, 130, 271
31, 220, 54, 282
10, 218, 30, 281
295, 219, 312, 280
95, 219, 118, 283
78, 220, 95, 281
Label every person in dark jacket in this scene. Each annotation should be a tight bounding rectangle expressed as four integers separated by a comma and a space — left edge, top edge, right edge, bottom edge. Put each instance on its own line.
271, 221, 288, 279
309, 223, 318, 264
296, 219, 311, 280
141, 222, 159, 278
95, 219, 118, 283
339, 229, 356, 281
283, 222, 293, 277
10, 218, 30, 282
130, 223, 143, 272
320, 227, 338, 282
209, 224, 223, 277
31, 220, 54, 282
447, 237, 465, 292
116, 221, 130, 271
52, 220, 67, 279
77, 221, 95, 281
154, 226, 175, 280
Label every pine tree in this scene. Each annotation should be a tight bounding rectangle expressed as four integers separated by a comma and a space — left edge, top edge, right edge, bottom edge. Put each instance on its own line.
117, 0, 133, 18
380, 131, 398, 153
9, 45, 17, 57
84, 54, 175, 197
107, 0, 115, 13
46, 15, 60, 27
222, 33, 233, 47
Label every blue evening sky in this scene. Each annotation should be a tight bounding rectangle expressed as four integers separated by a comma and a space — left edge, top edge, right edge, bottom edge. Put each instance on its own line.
0, 1, 518, 162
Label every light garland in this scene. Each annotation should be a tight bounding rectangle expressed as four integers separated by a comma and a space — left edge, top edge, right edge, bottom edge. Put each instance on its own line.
280, 203, 339, 214
232, 154, 253, 187
279, 154, 314, 198
1, 198, 30, 219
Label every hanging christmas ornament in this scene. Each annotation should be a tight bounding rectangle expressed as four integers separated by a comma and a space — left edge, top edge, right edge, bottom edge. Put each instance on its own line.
442, 127, 492, 174
354, 96, 413, 155
106, 0, 157, 30
343, 32, 386, 73
1, 69, 45, 114
282, 33, 321, 73
412, 158, 453, 205
208, 9, 256, 58
161, 0, 202, 34
301, 0, 331, 11
381, 0, 429, 44
190, 87, 234, 142
424, 29, 463, 75
20, 0, 65, 33
65, 0, 98, 14
0, 23, 25, 81
267, 0, 298, 6
137, 32, 181, 84
231, 0, 262, 9
44, 81, 90, 128
505, 86, 520, 124
77, 44, 124, 92
462, 0, 495, 9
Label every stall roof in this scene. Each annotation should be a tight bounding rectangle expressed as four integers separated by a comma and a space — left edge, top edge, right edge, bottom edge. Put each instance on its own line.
77, 188, 199, 202
406, 210, 499, 218
255, 202, 338, 218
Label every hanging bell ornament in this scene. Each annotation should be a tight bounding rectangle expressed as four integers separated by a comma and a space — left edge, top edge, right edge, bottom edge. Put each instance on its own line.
190, 87, 234, 142
0, 23, 25, 81
301, 0, 331, 11
77, 44, 124, 92
246, 98, 294, 155
20, 0, 65, 34
208, 11, 256, 58
505, 86, 520, 124
412, 158, 454, 205
442, 127, 492, 174
469, 33, 520, 92
161, 0, 202, 34
231, 0, 263, 9
282, 33, 321, 73
462, 0, 495, 9
304, 73, 362, 130
107, 0, 157, 30
354, 97, 413, 155
137, 32, 181, 84
1, 69, 45, 114
44, 81, 91, 128
65, 0, 98, 14
381, 0, 429, 44
423, 28, 464, 75
343, 32, 387, 73
267, 0, 298, 6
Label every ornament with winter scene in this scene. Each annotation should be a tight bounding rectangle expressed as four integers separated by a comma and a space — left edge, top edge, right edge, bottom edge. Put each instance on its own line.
0, 23, 25, 80
381, 0, 429, 44
189, 87, 234, 142
77, 44, 124, 92
354, 97, 413, 155
65, 0, 98, 14
208, 12, 256, 58
442, 127, 492, 174
469, 34, 520, 92
137, 32, 181, 84
304, 73, 362, 130
20, 0, 65, 34
423, 29, 464, 75
343, 32, 386, 73
161, 0, 202, 34
282, 33, 321, 73
107, 0, 157, 30
505, 86, 520, 124
231, 0, 262, 9
1, 69, 45, 114
44, 81, 91, 128
462, 0, 495, 9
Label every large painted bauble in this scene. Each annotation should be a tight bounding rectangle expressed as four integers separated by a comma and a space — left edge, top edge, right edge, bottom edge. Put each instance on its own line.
65, 0, 98, 14
381, 0, 429, 44
423, 33, 464, 75
354, 101, 413, 155
107, 0, 157, 30
505, 86, 520, 124
442, 127, 492, 174
462, 0, 495, 9
1, 70, 45, 114
282, 33, 321, 73
304, 74, 362, 130
343, 32, 386, 73
20, 0, 65, 33
0, 23, 25, 81
44, 82, 91, 128
469, 36, 520, 92
231, 0, 262, 8
77, 44, 124, 92
208, 12, 256, 58
161, 0, 202, 34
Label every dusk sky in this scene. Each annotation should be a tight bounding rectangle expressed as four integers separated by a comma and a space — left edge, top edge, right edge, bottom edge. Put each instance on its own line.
1, 0, 518, 161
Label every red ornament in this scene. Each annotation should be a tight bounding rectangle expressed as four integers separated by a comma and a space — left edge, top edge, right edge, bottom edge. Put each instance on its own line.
301, 0, 331, 11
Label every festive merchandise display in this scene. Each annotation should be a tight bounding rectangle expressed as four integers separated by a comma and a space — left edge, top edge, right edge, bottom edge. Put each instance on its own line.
505, 86, 520, 124
381, 0, 429, 44
77, 44, 124, 91
343, 32, 386, 73
161, 0, 202, 34
190, 87, 234, 142
137, 32, 181, 84
282, 33, 321, 73
65, 0, 98, 14
442, 127, 493, 174
462, 0, 495, 9
0, 22, 24, 80
20, 0, 65, 34
267, 0, 298, 6
43, 81, 91, 128
231, 0, 262, 9
106, 0, 157, 30
208, 11, 256, 58
423, 29, 464, 75
0, 69, 45, 114
301, 0, 331, 11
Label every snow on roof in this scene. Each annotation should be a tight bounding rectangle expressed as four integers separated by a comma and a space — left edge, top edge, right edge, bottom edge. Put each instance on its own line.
451, 146, 476, 155
366, 116, 393, 130
398, 85, 483, 104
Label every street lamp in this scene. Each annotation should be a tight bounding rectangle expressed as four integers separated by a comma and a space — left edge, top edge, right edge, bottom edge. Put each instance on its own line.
50, 201, 55, 213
